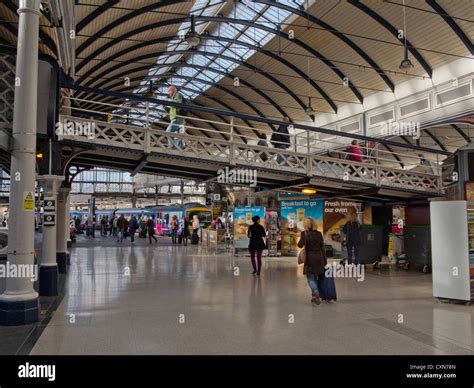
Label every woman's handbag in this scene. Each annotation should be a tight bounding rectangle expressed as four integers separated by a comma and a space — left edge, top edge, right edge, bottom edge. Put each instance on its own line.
297, 231, 306, 264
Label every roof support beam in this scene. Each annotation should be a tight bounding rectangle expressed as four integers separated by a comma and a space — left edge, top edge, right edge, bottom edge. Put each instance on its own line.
2, 0, 58, 56
76, 0, 121, 33
423, 128, 447, 151
382, 143, 404, 168
131, 155, 149, 177
76, 0, 185, 55
426, 0, 474, 55
78, 47, 324, 115
255, 0, 395, 91
451, 124, 471, 143
347, 0, 433, 77
74, 16, 366, 109
89, 62, 290, 118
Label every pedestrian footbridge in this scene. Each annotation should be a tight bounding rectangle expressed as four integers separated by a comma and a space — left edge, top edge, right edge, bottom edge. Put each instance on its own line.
55, 87, 447, 200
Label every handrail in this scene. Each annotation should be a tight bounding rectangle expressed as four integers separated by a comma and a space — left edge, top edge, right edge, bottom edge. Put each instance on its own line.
61, 93, 443, 173
62, 82, 451, 156
58, 112, 442, 194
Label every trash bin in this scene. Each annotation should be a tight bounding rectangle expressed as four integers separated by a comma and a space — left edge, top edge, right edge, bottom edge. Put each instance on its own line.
403, 225, 431, 272
359, 225, 384, 264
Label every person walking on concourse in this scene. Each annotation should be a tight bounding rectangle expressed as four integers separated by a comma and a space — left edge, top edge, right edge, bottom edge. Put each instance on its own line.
247, 215, 266, 276
147, 217, 157, 244
129, 215, 139, 244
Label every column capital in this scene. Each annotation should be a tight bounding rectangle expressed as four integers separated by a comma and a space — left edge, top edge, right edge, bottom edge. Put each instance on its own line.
37, 175, 65, 196
18, 0, 41, 17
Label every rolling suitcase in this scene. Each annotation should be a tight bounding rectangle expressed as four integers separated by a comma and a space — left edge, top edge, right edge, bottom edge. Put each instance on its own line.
191, 232, 199, 244
318, 272, 337, 301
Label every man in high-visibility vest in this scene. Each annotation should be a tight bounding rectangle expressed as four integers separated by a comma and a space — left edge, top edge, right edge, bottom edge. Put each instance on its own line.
165, 85, 186, 149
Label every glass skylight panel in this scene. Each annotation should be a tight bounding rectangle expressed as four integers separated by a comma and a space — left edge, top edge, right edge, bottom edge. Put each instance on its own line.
114, 0, 307, 121
182, 67, 199, 78
198, 71, 216, 83
193, 80, 207, 90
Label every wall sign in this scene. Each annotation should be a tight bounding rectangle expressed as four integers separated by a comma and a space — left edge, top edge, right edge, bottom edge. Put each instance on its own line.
23, 191, 34, 211
43, 213, 55, 226
44, 199, 56, 212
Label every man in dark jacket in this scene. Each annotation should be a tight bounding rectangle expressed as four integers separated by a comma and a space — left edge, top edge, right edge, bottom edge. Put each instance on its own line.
116, 215, 126, 243
109, 215, 114, 236
129, 215, 139, 244
271, 116, 291, 164
342, 213, 361, 265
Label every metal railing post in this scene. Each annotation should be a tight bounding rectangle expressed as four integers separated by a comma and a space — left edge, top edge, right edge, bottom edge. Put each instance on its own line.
145, 102, 150, 128
436, 152, 441, 194
306, 130, 310, 155
229, 116, 235, 165
143, 102, 151, 153
144, 126, 150, 154
306, 130, 311, 176
375, 145, 380, 186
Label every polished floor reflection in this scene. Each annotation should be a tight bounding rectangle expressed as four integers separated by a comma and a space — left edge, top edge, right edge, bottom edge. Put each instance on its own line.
31, 236, 474, 355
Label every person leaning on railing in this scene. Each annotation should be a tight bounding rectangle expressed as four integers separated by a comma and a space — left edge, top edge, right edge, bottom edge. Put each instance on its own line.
345, 140, 363, 163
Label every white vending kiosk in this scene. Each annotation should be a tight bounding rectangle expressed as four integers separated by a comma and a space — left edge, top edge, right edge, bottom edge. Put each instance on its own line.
430, 201, 473, 303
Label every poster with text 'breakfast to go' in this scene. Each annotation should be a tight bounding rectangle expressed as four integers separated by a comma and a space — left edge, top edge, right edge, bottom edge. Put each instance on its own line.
280, 200, 323, 256
233, 206, 266, 243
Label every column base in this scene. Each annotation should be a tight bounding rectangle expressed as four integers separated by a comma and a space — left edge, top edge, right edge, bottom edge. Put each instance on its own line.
56, 252, 67, 274
39, 265, 58, 296
0, 298, 39, 326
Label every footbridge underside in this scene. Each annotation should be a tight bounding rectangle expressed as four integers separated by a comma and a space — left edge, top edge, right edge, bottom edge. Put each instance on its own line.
59, 114, 442, 203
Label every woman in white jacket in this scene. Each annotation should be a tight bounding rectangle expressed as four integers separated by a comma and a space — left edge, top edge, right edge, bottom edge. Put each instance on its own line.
191, 215, 200, 244
192, 215, 200, 232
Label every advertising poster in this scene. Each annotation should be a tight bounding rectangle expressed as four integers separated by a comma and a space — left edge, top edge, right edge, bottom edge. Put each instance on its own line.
233, 206, 265, 253
280, 200, 323, 256
323, 199, 359, 257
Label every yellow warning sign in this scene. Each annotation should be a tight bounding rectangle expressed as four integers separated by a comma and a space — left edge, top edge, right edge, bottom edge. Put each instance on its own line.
388, 234, 394, 259
23, 191, 34, 211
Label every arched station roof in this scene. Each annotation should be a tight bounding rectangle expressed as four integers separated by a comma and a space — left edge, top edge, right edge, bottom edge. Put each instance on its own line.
0, 0, 472, 148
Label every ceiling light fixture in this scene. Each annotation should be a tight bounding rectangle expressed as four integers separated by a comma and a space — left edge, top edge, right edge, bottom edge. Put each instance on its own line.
305, 97, 315, 115
399, 0, 414, 70
185, 15, 201, 47
301, 188, 317, 195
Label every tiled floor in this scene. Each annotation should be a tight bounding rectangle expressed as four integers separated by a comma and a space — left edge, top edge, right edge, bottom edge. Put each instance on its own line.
30, 235, 474, 355
0, 234, 66, 355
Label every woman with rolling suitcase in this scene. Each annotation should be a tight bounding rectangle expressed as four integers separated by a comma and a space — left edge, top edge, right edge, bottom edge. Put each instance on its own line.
297, 217, 329, 305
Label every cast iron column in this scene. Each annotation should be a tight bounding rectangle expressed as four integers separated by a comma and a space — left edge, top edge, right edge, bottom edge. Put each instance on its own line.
0, 0, 41, 325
